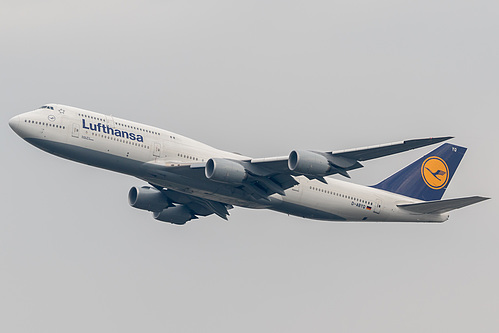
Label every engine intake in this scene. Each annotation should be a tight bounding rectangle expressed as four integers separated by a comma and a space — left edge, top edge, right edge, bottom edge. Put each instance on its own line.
288, 150, 331, 176
128, 186, 170, 212
153, 205, 194, 225
205, 158, 247, 184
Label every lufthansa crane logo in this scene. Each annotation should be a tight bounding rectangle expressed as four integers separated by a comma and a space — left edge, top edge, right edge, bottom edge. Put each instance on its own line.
421, 156, 449, 190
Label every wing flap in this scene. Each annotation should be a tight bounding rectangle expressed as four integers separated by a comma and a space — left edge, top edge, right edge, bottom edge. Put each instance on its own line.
147, 184, 233, 221
397, 196, 490, 214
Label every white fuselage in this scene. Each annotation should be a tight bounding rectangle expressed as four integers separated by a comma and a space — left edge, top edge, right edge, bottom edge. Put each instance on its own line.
9, 104, 448, 222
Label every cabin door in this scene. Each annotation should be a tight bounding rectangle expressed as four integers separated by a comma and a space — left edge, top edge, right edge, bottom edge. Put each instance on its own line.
72, 123, 80, 138
374, 198, 382, 214
106, 115, 115, 129
153, 143, 161, 157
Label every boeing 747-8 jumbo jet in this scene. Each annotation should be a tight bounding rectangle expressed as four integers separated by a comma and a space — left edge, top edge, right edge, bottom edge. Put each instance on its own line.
9, 104, 489, 225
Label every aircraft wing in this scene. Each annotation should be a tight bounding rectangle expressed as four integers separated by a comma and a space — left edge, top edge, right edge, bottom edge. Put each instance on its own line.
328, 137, 454, 161
249, 136, 453, 179
146, 136, 452, 201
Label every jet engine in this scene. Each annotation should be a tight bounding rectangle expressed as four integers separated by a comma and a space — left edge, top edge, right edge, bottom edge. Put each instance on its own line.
128, 186, 171, 212
288, 150, 331, 176
205, 158, 247, 184
153, 205, 194, 225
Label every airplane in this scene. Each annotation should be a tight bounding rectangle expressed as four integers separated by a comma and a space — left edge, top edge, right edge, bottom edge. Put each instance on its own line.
9, 104, 489, 225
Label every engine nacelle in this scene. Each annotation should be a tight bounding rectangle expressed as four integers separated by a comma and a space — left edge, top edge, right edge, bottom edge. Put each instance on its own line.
205, 158, 247, 184
288, 150, 331, 176
153, 205, 194, 225
128, 186, 170, 212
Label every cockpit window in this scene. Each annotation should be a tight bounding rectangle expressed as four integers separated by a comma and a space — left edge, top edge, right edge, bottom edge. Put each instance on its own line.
40, 105, 54, 110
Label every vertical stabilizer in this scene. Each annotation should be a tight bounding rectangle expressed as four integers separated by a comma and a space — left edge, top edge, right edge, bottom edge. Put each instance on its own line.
372, 143, 466, 201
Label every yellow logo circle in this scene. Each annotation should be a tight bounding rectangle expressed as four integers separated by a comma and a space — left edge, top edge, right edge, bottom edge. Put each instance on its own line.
421, 156, 449, 190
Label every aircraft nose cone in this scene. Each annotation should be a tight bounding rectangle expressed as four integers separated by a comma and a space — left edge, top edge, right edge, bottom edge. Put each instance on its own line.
9, 115, 20, 132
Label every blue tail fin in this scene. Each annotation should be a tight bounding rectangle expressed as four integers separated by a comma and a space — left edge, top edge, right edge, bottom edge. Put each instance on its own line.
372, 143, 466, 201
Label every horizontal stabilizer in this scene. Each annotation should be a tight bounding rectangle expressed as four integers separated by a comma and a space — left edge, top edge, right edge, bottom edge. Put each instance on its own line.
397, 196, 490, 214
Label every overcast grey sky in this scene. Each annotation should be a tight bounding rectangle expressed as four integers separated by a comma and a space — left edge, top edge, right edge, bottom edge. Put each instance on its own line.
1, 1, 497, 332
